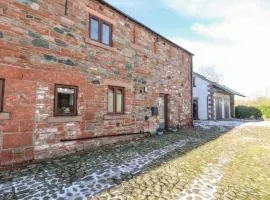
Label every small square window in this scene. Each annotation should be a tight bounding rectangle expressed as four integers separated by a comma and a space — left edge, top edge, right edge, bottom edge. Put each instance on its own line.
0, 79, 4, 112
55, 85, 78, 116
89, 15, 112, 46
108, 86, 124, 114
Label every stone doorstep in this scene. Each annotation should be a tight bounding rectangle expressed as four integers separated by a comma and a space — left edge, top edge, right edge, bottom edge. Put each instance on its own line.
47, 116, 82, 123
0, 112, 11, 120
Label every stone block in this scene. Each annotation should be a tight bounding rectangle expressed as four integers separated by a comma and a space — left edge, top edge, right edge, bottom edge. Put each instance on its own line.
3, 132, 33, 149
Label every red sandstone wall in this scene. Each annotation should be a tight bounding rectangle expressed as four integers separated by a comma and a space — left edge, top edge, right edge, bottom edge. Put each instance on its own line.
0, 0, 193, 165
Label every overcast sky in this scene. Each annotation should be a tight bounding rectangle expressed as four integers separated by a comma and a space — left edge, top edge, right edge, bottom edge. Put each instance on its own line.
106, 0, 270, 97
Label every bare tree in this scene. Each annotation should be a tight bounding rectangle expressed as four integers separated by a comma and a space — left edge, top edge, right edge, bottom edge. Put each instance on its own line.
198, 66, 224, 83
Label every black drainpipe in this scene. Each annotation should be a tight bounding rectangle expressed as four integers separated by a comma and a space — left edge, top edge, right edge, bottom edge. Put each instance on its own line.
65, 0, 68, 16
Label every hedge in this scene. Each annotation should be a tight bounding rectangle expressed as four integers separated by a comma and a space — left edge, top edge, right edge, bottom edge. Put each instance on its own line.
236, 98, 270, 119
235, 106, 262, 119
257, 105, 270, 119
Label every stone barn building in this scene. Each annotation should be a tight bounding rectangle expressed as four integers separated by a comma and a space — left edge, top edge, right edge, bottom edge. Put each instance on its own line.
193, 72, 245, 120
0, 0, 193, 166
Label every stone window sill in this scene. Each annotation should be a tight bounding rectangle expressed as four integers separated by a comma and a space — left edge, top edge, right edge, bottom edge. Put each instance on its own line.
85, 38, 116, 52
48, 116, 82, 123
104, 114, 131, 120
0, 112, 11, 120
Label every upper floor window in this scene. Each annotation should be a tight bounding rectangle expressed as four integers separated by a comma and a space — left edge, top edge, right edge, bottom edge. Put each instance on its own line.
89, 16, 112, 46
54, 84, 78, 116
0, 79, 4, 112
193, 77, 196, 87
108, 86, 124, 114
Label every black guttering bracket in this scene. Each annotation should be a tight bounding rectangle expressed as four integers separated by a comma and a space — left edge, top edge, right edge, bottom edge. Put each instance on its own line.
101, 0, 194, 56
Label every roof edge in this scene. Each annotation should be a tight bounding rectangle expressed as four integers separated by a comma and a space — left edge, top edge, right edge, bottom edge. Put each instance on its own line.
101, 0, 194, 56
193, 72, 246, 97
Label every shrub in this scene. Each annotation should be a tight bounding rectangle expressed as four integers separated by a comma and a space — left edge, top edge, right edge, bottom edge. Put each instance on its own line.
235, 106, 262, 119
257, 105, 270, 119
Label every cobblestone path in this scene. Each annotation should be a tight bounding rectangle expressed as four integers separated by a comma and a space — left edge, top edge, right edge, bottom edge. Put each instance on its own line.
178, 154, 232, 200
93, 121, 270, 200
1, 121, 270, 200
0, 133, 192, 200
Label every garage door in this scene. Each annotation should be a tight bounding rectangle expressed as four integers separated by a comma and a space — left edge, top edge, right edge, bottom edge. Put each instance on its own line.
224, 100, 230, 118
215, 98, 223, 120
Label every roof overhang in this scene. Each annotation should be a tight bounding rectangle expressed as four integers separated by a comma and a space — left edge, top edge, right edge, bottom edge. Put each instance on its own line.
194, 72, 246, 97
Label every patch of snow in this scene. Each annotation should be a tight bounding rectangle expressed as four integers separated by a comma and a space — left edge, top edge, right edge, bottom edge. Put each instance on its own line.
194, 120, 270, 130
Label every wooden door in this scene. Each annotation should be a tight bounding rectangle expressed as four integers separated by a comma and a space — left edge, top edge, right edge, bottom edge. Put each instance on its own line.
159, 94, 168, 129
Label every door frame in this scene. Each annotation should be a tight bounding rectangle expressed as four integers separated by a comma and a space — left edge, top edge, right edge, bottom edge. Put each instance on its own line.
159, 94, 169, 130
193, 99, 199, 120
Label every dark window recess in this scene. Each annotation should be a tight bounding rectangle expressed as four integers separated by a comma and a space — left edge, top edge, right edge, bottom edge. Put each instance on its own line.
108, 86, 124, 114
193, 77, 196, 87
89, 16, 112, 46
151, 106, 159, 116
0, 79, 4, 112
55, 85, 78, 116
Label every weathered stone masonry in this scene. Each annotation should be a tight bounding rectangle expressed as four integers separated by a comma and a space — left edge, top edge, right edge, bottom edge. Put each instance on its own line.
0, 0, 193, 166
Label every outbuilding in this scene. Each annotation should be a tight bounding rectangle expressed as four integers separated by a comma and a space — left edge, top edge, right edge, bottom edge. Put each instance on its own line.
193, 72, 245, 120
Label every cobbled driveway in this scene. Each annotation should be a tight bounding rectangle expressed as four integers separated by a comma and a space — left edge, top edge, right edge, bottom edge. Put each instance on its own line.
94, 120, 270, 200
1, 120, 270, 200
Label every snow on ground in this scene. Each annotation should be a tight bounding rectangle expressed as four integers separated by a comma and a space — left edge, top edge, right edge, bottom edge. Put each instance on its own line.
194, 120, 270, 129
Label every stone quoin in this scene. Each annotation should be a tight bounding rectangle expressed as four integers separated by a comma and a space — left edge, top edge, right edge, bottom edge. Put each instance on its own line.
0, 0, 193, 166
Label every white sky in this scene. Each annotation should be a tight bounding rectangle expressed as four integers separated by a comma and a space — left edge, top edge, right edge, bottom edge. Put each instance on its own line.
164, 0, 270, 97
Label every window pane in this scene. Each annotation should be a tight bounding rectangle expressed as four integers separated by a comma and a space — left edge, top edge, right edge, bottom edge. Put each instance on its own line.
108, 88, 114, 113
57, 87, 75, 114
90, 18, 99, 41
102, 23, 110, 45
116, 89, 123, 113
0, 80, 3, 112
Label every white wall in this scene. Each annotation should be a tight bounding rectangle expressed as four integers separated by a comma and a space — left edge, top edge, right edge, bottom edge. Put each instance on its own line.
193, 75, 209, 120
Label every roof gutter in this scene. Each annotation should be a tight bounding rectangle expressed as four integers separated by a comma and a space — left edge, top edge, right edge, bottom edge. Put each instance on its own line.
193, 72, 246, 97
101, 0, 194, 56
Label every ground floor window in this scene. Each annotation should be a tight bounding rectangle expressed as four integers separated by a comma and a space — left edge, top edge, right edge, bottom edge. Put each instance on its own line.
108, 86, 124, 114
54, 84, 78, 116
0, 79, 4, 112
